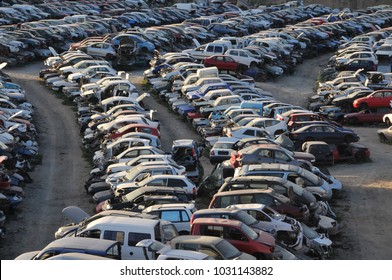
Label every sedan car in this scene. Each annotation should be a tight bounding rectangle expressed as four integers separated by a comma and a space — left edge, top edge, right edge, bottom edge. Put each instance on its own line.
289, 123, 360, 149
230, 143, 315, 168
343, 108, 392, 125
204, 55, 247, 72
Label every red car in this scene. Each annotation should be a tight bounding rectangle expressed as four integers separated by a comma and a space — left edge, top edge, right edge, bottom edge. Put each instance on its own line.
108, 124, 160, 139
287, 112, 341, 130
190, 218, 277, 259
204, 55, 247, 72
344, 108, 392, 125
353, 89, 392, 110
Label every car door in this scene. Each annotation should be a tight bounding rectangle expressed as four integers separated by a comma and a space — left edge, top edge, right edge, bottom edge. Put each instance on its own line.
223, 226, 249, 253
322, 125, 340, 143
124, 231, 152, 260
246, 209, 274, 232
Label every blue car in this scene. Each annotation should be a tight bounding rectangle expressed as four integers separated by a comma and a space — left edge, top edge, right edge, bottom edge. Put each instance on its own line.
112, 34, 155, 52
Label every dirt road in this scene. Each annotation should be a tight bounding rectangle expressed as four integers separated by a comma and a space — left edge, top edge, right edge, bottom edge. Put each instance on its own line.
1, 55, 392, 260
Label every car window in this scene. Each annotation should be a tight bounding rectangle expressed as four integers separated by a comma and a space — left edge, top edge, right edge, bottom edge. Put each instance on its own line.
128, 232, 151, 246
181, 210, 190, 222
161, 210, 182, 222
103, 230, 125, 245
149, 178, 167, 186
226, 227, 247, 241
274, 151, 291, 162
323, 126, 335, 133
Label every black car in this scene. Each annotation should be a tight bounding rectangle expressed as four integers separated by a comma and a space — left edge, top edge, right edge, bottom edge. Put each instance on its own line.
289, 123, 360, 149
301, 141, 334, 166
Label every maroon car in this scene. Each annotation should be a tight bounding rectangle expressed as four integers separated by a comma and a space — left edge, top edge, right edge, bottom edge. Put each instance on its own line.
204, 55, 247, 72
343, 108, 392, 125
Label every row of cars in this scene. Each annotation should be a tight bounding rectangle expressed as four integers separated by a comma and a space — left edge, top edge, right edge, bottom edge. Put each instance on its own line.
0, 63, 39, 240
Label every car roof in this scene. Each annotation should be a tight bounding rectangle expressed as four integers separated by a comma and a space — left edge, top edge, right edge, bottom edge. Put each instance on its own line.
40, 237, 119, 252
86, 216, 159, 228
192, 217, 243, 227
144, 203, 195, 211
214, 188, 274, 196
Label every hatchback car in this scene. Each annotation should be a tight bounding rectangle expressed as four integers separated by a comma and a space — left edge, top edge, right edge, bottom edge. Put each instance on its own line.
190, 218, 277, 259
353, 89, 392, 110
170, 235, 256, 260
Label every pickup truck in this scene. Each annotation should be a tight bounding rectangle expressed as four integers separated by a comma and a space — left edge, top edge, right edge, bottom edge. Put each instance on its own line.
182, 41, 231, 61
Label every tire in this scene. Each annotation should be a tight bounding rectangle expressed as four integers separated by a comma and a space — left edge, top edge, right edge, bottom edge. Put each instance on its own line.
379, 134, 388, 143
344, 135, 354, 143
354, 150, 366, 162
359, 103, 368, 110
385, 118, 391, 126
349, 117, 358, 125
106, 53, 114, 60
250, 61, 257, 68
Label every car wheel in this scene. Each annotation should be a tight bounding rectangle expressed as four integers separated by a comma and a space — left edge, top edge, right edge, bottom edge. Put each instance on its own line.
354, 150, 366, 162
386, 118, 391, 126
106, 53, 114, 60
250, 61, 257, 68
349, 117, 358, 125
359, 103, 368, 110
344, 135, 354, 143
379, 134, 388, 143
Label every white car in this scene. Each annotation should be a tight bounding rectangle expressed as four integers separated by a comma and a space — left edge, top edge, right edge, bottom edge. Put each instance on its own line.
143, 203, 197, 234
79, 42, 117, 59
227, 204, 303, 250
244, 117, 287, 137
209, 137, 238, 164
106, 155, 176, 175
383, 113, 392, 125
225, 49, 263, 67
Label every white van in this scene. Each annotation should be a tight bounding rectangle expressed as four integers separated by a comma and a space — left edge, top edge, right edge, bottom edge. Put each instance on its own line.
75, 216, 178, 260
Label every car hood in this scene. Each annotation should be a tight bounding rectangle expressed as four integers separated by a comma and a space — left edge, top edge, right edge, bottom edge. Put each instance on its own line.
233, 252, 256, 260
256, 230, 276, 247
62, 206, 90, 224
55, 224, 78, 239
293, 151, 315, 162
14, 251, 40, 260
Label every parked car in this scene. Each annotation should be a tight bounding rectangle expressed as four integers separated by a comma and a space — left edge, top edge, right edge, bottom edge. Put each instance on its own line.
353, 89, 392, 110
72, 216, 178, 260
343, 108, 392, 125
330, 143, 371, 162
377, 126, 392, 143
142, 203, 196, 235
227, 204, 303, 250
15, 237, 122, 260
301, 141, 334, 166
98, 186, 193, 213
289, 123, 360, 149
209, 188, 310, 222
190, 218, 278, 259
209, 137, 237, 164
169, 235, 256, 260
204, 55, 247, 72
230, 143, 315, 168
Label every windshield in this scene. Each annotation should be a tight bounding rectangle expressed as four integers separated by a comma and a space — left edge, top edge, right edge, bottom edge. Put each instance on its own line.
299, 168, 323, 186
216, 240, 241, 259
236, 210, 258, 226
240, 223, 258, 240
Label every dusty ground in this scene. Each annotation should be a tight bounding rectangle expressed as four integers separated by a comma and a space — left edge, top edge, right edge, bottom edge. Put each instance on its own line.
1, 54, 392, 260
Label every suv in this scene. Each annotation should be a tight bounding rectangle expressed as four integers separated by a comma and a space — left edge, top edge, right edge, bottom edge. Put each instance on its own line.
143, 203, 197, 235
190, 218, 278, 259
